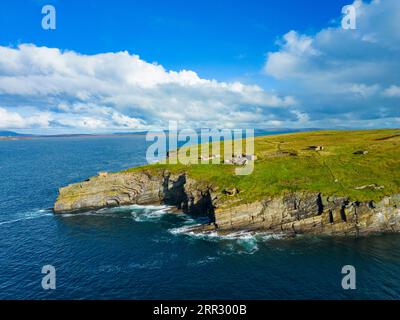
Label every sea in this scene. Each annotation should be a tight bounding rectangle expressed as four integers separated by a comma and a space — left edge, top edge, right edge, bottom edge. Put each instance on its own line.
0, 135, 399, 299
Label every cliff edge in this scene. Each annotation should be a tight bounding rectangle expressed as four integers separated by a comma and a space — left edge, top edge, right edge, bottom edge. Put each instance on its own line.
54, 170, 400, 237
54, 129, 400, 237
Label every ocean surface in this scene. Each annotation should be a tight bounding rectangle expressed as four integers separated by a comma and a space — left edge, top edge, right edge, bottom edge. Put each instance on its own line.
0, 136, 399, 300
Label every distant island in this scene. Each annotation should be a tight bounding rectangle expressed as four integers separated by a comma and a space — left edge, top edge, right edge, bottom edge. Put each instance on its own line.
54, 129, 400, 237
0, 128, 319, 140
0, 131, 32, 140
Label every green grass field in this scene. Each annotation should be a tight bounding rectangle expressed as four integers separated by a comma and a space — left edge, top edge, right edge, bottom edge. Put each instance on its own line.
124, 129, 400, 205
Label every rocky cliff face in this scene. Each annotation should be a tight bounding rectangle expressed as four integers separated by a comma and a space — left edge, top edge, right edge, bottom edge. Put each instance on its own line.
202, 193, 400, 237
54, 171, 400, 237
54, 171, 216, 219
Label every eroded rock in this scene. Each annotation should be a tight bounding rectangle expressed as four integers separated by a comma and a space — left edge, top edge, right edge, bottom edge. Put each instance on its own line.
54, 171, 400, 237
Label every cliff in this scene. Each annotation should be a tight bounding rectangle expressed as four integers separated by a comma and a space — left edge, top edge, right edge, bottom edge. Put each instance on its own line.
54, 170, 400, 237
54, 129, 400, 237
54, 171, 215, 218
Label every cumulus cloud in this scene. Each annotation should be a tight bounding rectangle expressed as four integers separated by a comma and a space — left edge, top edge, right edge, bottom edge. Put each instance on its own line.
1, 0, 399, 132
0, 107, 51, 129
0, 44, 294, 132
384, 85, 400, 97
264, 0, 400, 128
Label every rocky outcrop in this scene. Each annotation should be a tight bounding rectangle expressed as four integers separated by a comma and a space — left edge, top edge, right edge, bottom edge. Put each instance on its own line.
54, 171, 216, 221
54, 171, 400, 237
54, 171, 164, 213
198, 193, 400, 237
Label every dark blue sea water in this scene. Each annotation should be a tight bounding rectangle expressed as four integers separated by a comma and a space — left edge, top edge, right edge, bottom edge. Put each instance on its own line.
0, 136, 400, 300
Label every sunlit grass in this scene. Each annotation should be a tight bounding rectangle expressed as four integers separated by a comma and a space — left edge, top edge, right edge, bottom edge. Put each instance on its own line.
123, 129, 400, 203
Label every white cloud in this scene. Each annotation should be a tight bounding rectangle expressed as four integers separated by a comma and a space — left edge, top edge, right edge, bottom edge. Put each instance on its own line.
263, 0, 400, 127
0, 107, 51, 129
291, 110, 310, 124
383, 85, 400, 97
265, 31, 320, 79
0, 44, 294, 132
1, 0, 399, 132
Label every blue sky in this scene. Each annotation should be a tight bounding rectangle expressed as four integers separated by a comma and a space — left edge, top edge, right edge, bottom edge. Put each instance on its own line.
0, 0, 399, 133
0, 0, 350, 78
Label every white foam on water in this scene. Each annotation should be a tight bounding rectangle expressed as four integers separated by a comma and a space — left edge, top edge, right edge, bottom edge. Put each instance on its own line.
188, 256, 220, 266
125, 204, 170, 211
127, 260, 163, 270
131, 207, 170, 222
168, 225, 285, 255
0, 208, 53, 226
60, 204, 174, 222
60, 212, 94, 218
168, 224, 203, 236
128, 206, 199, 224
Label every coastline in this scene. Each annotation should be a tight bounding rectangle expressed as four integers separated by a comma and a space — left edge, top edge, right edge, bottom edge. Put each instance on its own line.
53, 129, 400, 238
53, 169, 400, 238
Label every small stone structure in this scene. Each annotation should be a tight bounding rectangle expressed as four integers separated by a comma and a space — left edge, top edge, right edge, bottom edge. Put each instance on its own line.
308, 145, 324, 151
223, 188, 239, 196
199, 154, 221, 161
353, 150, 368, 155
244, 154, 257, 160
224, 153, 256, 165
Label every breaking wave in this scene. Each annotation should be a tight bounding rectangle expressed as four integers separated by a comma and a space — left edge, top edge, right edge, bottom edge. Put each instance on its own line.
169, 224, 284, 255
0, 208, 53, 226
130, 205, 172, 222
188, 256, 220, 266
56, 203, 284, 255
60, 204, 184, 223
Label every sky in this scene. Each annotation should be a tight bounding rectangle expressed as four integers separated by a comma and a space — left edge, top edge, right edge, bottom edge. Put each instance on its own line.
0, 0, 399, 133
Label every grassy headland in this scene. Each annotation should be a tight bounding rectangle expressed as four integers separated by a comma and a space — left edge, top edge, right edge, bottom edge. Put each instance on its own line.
123, 129, 400, 205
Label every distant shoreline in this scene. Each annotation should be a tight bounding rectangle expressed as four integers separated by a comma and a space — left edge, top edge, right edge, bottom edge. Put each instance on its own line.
0, 136, 33, 141
0, 133, 148, 141
1, 128, 399, 141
